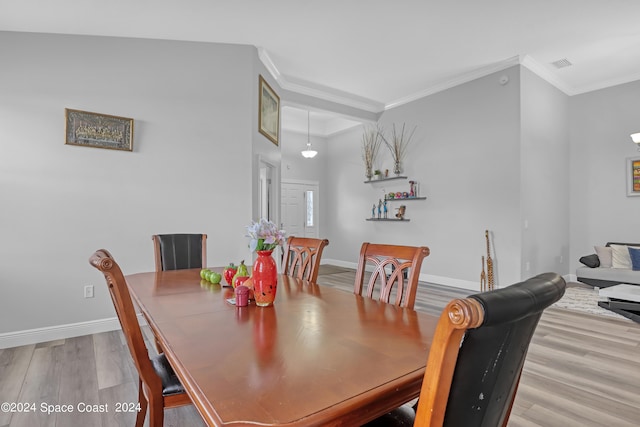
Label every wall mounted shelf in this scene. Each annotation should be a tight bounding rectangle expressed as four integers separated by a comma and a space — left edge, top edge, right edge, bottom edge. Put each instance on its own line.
384, 197, 426, 201
366, 218, 410, 222
364, 176, 407, 184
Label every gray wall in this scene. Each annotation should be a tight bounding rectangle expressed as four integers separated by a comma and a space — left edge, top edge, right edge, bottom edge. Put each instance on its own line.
0, 32, 259, 334
324, 67, 523, 288
520, 68, 570, 279
569, 79, 640, 271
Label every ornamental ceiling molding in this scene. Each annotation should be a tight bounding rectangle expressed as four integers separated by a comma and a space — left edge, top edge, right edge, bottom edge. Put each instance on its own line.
259, 49, 637, 115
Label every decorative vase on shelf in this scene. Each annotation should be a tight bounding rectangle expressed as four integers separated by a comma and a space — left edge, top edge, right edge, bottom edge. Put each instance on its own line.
394, 161, 402, 176
252, 250, 278, 306
366, 168, 373, 181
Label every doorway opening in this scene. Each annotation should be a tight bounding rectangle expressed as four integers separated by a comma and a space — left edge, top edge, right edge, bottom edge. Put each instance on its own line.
281, 180, 319, 239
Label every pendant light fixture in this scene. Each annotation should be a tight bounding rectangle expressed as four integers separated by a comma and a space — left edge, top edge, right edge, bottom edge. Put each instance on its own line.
301, 110, 318, 158
631, 132, 640, 151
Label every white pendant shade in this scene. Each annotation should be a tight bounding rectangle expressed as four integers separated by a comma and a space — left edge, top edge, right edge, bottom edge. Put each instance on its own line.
301, 143, 317, 158
301, 110, 318, 158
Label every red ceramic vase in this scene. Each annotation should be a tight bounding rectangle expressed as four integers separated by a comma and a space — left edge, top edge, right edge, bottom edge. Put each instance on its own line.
252, 250, 278, 306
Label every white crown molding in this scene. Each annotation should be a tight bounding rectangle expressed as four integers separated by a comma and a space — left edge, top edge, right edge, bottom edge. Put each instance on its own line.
569, 70, 640, 96
258, 48, 384, 113
258, 47, 283, 82
262, 48, 638, 116
384, 56, 523, 110
519, 54, 574, 95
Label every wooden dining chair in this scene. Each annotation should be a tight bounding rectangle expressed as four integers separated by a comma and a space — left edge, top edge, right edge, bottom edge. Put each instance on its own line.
281, 236, 330, 283
365, 272, 566, 427
89, 249, 192, 427
353, 242, 430, 309
152, 233, 207, 272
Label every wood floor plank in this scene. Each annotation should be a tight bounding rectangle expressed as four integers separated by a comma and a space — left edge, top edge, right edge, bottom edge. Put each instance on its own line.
93, 331, 134, 391
0, 345, 35, 426
56, 335, 102, 427
98, 381, 138, 427
9, 346, 61, 427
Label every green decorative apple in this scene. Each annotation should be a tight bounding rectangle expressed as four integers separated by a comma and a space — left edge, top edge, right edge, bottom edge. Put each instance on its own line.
209, 271, 222, 284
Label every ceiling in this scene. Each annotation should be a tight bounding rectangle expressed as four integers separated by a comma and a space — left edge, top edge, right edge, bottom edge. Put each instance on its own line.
3, 0, 640, 135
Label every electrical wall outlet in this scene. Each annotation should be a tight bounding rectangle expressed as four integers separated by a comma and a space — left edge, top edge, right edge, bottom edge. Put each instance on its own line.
84, 285, 94, 298
525, 261, 531, 272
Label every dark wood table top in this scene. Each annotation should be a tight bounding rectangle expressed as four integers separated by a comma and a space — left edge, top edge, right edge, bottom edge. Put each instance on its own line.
125, 268, 439, 426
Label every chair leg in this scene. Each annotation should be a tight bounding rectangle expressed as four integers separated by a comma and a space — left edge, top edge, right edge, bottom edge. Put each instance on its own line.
148, 393, 165, 427
135, 379, 148, 427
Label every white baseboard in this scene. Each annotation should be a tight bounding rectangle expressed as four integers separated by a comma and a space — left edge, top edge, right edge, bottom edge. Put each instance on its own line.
322, 259, 478, 291
0, 316, 141, 349
322, 258, 358, 270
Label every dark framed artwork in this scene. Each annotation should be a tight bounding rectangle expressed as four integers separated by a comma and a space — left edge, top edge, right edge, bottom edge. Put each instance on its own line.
258, 75, 280, 146
65, 108, 134, 151
627, 156, 640, 197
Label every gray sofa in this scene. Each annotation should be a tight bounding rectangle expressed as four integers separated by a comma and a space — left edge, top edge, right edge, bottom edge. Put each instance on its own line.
576, 242, 640, 288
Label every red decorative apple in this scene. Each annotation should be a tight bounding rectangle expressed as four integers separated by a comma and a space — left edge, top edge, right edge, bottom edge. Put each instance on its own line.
223, 263, 237, 286
233, 275, 249, 289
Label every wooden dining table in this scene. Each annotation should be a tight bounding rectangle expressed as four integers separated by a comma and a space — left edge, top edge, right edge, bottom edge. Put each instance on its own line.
125, 268, 440, 426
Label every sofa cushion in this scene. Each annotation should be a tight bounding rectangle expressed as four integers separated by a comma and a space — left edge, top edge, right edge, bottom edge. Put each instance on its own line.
576, 266, 640, 285
579, 254, 600, 268
594, 246, 612, 268
611, 244, 640, 269
629, 247, 640, 271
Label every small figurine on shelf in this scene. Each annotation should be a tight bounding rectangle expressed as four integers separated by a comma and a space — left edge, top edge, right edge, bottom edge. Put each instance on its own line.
409, 180, 416, 197
395, 205, 406, 220
385, 169, 389, 177
377, 199, 382, 219
383, 200, 388, 218
372, 204, 376, 218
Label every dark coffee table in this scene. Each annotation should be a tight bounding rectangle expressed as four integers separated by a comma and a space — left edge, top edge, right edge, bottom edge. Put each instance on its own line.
598, 284, 640, 323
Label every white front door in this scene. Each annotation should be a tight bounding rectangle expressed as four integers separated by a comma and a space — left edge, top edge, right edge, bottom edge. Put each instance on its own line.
281, 181, 319, 239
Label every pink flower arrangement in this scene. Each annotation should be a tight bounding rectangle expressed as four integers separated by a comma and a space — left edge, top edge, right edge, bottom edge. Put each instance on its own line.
246, 219, 286, 252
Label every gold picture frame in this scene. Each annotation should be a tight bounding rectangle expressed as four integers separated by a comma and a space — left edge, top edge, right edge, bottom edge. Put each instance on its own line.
258, 75, 280, 146
65, 108, 134, 151
627, 156, 640, 197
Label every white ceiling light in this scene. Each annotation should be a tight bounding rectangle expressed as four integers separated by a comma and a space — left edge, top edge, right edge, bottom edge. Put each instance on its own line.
301, 111, 318, 158
631, 133, 640, 150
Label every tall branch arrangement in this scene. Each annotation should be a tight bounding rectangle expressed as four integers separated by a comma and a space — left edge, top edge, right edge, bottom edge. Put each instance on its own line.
381, 123, 417, 164
361, 124, 384, 176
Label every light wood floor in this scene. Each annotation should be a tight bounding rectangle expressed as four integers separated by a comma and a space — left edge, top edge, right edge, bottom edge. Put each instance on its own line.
1, 267, 639, 427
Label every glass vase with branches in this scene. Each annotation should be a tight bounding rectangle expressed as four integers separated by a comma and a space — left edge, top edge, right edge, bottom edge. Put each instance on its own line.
361, 124, 384, 180
381, 123, 417, 175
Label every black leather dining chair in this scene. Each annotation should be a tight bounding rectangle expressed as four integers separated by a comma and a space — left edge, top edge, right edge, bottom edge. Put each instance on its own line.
152, 234, 207, 272
364, 272, 566, 427
89, 249, 192, 427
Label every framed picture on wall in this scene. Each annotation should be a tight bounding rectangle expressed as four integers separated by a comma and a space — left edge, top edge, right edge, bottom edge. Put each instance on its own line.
627, 156, 640, 197
258, 75, 280, 146
65, 108, 134, 151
